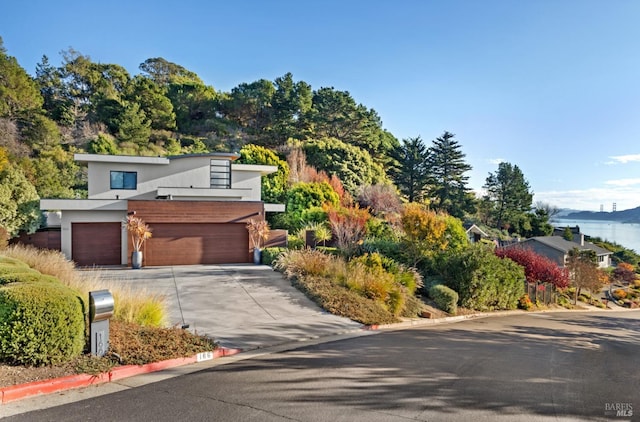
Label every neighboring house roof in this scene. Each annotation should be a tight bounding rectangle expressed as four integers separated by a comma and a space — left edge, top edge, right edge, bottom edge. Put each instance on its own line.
463, 223, 489, 238
522, 236, 612, 257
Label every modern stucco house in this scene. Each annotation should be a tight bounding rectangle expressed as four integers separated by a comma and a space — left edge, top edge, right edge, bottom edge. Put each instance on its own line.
39, 153, 284, 267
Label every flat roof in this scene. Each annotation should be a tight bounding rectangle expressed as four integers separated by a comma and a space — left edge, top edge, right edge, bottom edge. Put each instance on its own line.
75, 152, 241, 165
74, 154, 170, 165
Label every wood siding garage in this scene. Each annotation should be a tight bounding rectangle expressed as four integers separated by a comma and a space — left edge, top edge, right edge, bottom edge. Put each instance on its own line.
71, 222, 121, 266
144, 223, 250, 265
128, 200, 263, 266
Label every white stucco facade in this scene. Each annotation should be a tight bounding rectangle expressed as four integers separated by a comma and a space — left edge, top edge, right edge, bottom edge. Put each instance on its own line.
40, 153, 282, 263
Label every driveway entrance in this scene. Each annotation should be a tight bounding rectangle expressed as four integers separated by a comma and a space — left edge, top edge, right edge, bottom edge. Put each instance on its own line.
95, 264, 363, 350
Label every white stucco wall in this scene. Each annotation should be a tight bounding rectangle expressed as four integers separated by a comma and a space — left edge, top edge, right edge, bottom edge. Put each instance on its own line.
82, 155, 273, 202
87, 156, 212, 199
60, 210, 128, 264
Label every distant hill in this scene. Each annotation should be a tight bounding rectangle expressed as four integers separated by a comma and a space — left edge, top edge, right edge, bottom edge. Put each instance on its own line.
555, 208, 581, 218
564, 206, 640, 223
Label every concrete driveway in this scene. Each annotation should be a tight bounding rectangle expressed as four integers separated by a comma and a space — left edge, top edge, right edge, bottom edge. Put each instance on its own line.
94, 264, 363, 350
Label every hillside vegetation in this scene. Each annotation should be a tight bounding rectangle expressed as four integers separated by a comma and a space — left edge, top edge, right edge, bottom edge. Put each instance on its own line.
1, 36, 558, 241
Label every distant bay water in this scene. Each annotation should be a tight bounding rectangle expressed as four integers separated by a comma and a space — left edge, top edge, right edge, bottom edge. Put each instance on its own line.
552, 218, 640, 253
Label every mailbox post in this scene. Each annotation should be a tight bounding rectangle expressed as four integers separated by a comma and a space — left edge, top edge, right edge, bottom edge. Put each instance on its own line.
89, 290, 114, 357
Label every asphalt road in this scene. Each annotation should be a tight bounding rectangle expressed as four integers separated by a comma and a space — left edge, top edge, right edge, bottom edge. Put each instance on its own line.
4, 311, 639, 421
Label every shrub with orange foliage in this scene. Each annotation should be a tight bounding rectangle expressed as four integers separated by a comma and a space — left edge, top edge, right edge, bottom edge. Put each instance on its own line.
613, 262, 637, 283
400, 203, 448, 266
325, 204, 370, 255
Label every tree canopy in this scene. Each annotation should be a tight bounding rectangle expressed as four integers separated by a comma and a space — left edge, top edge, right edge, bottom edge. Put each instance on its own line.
482, 162, 533, 231
425, 131, 473, 218
0, 39, 562, 243
392, 136, 430, 203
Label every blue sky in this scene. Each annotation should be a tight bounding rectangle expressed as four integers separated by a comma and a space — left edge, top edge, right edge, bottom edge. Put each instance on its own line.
2, 0, 640, 211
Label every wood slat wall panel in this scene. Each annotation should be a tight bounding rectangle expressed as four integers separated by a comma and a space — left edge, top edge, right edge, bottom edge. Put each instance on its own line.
128, 200, 264, 224
264, 230, 288, 248
10, 230, 61, 251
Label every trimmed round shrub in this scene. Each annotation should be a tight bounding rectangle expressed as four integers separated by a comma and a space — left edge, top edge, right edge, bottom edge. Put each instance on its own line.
0, 281, 85, 366
0, 256, 31, 268
436, 244, 525, 311
0, 270, 59, 285
429, 284, 459, 315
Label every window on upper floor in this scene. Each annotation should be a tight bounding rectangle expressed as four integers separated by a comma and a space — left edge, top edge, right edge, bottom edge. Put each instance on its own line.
210, 159, 231, 189
110, 171, 137, 190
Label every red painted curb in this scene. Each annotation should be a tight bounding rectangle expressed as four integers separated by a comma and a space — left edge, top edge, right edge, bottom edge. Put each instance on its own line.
1, 347, 240, 405
108, 356, 198, 382
1, 373, 109, 404
213, 348, 242, 358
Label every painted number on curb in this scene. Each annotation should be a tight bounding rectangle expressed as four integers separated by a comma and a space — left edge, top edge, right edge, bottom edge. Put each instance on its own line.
197, 351, 214, 362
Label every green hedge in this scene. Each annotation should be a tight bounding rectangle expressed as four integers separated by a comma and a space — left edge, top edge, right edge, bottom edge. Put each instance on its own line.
436, 244, 525, 311
0, 281, 85, 365
429, 284, 458, 315
0, 270, 59, 285
0, 256, 30, 268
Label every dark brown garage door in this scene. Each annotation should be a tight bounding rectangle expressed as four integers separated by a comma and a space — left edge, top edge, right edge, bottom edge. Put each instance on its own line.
144, 223, 250, 266
72, 223, 121, 266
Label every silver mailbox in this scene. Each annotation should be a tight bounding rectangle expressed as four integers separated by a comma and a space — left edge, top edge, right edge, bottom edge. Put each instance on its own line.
89, 290, 114, 322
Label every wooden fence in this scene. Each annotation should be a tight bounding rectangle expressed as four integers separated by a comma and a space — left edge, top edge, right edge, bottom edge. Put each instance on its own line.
526, 281, 556, 305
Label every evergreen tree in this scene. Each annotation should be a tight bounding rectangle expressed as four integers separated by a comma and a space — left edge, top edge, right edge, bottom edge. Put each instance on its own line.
239, 144, 289, 203
35, 55, 75, 126
563, 226, 574, 241
270, 73, 312, 145
483, 162, 533, 231
0, 38, 44, 118
0, 152, 42, 236
117, 102, 151, 146
425, 131, 473, 218
393, 136, 430, 202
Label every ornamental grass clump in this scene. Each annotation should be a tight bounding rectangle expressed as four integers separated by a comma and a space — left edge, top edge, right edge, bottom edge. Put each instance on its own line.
274, 249, 423, 323
2, 245, 167, 327
274, 249, 342, 279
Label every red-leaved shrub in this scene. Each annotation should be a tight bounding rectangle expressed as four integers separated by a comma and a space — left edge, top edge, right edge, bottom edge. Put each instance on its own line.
496, 247, 569, 288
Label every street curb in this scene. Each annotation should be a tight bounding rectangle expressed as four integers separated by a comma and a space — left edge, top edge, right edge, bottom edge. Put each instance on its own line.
364, 309, 523, 331
0, 347, 242, 405
2, 306, 635, 405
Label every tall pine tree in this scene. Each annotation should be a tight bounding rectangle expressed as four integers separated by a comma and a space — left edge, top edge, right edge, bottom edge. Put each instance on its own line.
393, 136, 430, 203
483, 162, 533, 230
426, 131, 473, 218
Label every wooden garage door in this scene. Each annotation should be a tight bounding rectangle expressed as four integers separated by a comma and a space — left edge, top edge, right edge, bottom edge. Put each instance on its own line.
72, 223, 121, 266
144, 223, 250, 266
